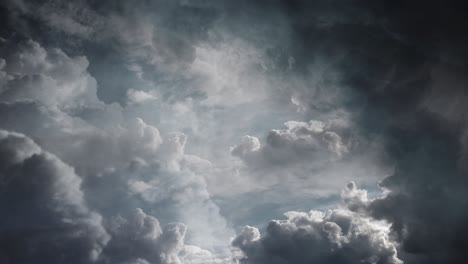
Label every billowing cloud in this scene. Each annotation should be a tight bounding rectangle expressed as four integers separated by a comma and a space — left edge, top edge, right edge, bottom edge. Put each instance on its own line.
0, 38, 231, 262
102, 208, 187, 264
0, 129, 225, 264
226, 117, 388, 202
0, 130, 109, 264
84, 132, 233, 252
2, 0, 468, 263
342, 136, 468, 263
232, 120, 349, 167
103, 208, 231, 264
0, 39, 100, 107
232, 196, 402, 264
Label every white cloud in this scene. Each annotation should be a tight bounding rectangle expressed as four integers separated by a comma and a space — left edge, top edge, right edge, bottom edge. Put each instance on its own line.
127, 89, 158, 104
103, 208, 188, 264
232, 193, 402, 264
0, 40, 101, 108
231, 119, 349, 167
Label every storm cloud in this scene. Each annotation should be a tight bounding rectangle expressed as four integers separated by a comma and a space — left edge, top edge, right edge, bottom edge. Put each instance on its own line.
0, 130, 109, 264
1, 0, 468, 263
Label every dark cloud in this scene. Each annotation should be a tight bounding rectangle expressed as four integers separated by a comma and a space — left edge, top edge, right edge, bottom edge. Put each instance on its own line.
266, 1, 468, 263
1, 0, 468, 263
0, 129, 222, 263
343, 114, 468, 263
0, 130, 109, 264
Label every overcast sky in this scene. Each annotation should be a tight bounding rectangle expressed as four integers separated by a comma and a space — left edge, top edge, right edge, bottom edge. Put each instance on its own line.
1, 1, 468, 263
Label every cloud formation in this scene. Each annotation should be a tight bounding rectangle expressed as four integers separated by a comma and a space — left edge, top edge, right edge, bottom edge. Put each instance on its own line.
232, 204, 402, 264
0, 38, 232, 262
0, 39, 100, 107
102, 208, 187, 264
2, 0, 468, 263
0, 130, 109, 264
0, 130, 224, 264
232, 120, 349, 167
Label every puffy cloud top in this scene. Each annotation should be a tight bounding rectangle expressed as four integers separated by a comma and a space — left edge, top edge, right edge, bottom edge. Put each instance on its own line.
232, 206, 402, 264
103, 208, 187, 264
2, 0, 468, 263
232, 119, 349, 167
0, 40, 100, 108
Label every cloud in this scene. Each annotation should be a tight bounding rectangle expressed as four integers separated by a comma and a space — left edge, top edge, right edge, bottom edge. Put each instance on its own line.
226, 118, 387, 199
342, 158, 468, 263
0, 38, 232, 261
232, 120, 348, 167
0, 38, 161, 174
232, 195, 402, 264
2, 1, 468, 263
84, 132, 233, 252
101, 208, 229, 264
230, 135, 261, 158
102, 208, 187, 264
0, 39, 101, 108
0, 130, 109, 263
0, 100, 162, 176
127, 89, 158, 105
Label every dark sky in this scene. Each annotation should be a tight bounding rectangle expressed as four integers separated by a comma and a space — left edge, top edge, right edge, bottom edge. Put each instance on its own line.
1, 1, 468, 263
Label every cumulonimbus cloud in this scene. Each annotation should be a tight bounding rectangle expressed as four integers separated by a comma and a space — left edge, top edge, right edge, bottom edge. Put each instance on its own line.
232, 185, 402, 264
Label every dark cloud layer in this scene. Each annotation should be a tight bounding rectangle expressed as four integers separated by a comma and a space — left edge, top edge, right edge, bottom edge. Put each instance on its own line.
1, 0, 468, 263
264, 1, 468, 263
230, 1, 468, 263
0, 130, 109, 264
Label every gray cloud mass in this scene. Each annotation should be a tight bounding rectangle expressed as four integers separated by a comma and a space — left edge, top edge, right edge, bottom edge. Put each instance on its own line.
1, 1, 468, 264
